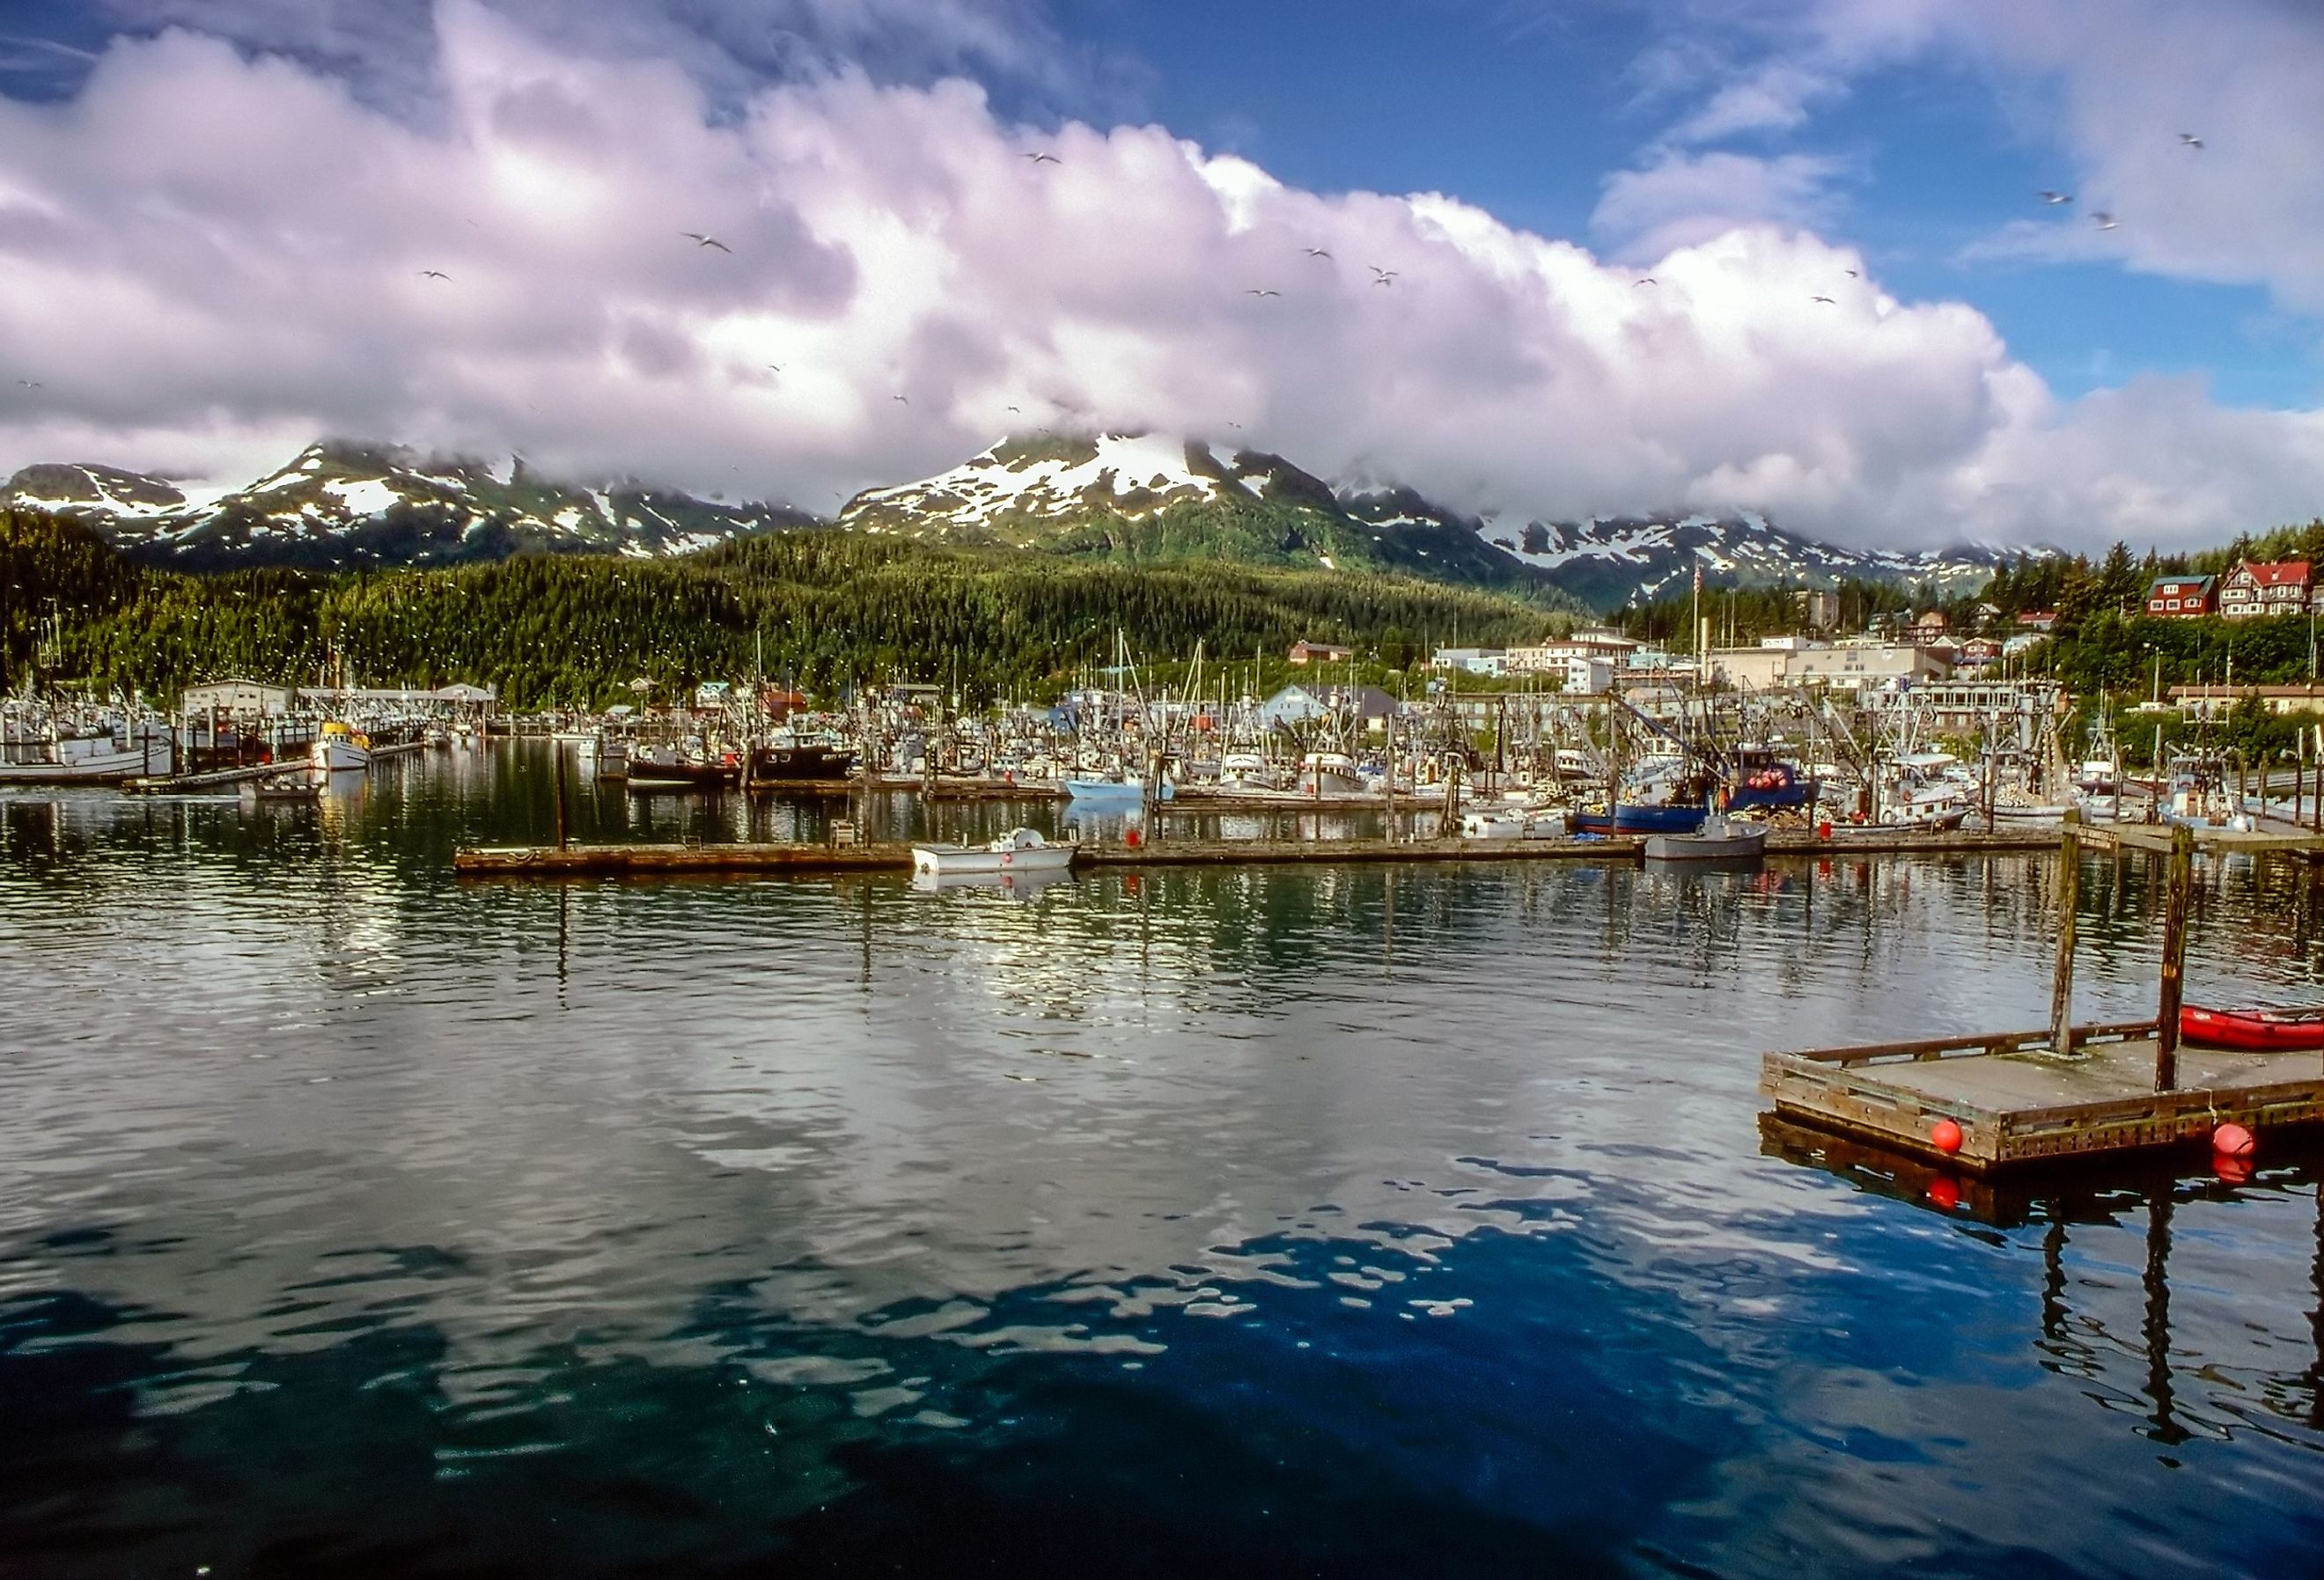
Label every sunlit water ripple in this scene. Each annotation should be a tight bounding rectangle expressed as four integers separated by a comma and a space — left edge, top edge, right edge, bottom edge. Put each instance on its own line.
4, 744, 2324, 1576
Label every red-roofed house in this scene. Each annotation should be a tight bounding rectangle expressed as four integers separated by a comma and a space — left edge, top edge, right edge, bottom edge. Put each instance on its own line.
2145, 575, 2216, 618
2220, 561, 2313, 620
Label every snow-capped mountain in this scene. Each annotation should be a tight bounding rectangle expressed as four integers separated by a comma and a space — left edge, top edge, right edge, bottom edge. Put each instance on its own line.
839, 432, 1576, 599
3, 442, 816, 570
1336, 491, 2017, 609
6, 430, 2023, 608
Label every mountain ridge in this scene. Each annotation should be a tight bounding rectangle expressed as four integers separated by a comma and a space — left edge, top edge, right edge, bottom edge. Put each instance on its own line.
5, 431, 2025, 610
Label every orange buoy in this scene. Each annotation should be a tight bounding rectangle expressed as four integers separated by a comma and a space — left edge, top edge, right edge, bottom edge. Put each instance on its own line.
1926, 1176, 1960, 1210
2212, 1121, 2256, 1160
1124, 827, 1141, 848
1931, 1118, 1964, 1154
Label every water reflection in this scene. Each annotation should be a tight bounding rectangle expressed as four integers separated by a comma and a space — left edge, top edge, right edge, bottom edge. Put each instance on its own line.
4, 745, 2324, 1576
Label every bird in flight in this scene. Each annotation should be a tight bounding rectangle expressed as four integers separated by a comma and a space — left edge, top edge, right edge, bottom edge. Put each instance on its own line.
1024, 151, 1061, 165
2180, 132, 2203, 150
1245, 288, 1281, 298
1843, 268, 1859, 278
1369, 266, 1398, 283
1811, 295, 1835, 305
2038, 190, 2073, 206
1304, 247, 1333, 259
15, 378, 40, 388
766, 364, 781, 373
1227, 421, 1244, 430
1007, 404, 1020, 413
683, 232, 732, 252
2092, 211, 2120, 231
892, 394, 908, 404
1634, 276, 1657, 287
420, 269, 450, 281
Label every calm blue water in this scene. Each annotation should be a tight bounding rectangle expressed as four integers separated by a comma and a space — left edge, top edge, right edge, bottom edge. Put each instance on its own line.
5, 743, 2324, 1577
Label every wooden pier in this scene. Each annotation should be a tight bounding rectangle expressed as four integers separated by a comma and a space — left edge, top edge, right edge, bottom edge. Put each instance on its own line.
452, 825, 2062, 878
1761, 1024, 2324, 1172
1762, 816, 2324, 1171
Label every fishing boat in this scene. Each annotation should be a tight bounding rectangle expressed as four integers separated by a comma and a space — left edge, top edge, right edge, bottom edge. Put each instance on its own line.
749, 737, 857, 783
1297, 751, 1365, 797
1571, 802, 1710, 836
1644, 812, 1769, 863
1064, 774, 1166, 802
241, 773, 321, 804
2180, 1004, 2324, 1053
310, 721, 371, 773
1724, 752, 1820, 816
626, 744, 739, 790
0, 717, 174, 783
911, 827, 1077, 878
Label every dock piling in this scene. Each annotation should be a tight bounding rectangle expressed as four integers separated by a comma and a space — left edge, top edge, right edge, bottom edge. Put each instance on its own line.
2154, 822, 2194, 1092
2050, 809, 2081, 1055
552, 739, 568, 851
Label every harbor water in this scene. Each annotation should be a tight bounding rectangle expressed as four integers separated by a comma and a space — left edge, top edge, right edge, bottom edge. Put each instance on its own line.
5, 742, 2324, 1576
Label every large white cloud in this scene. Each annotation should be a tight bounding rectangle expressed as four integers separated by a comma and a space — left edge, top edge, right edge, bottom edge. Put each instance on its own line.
0, 0, 2319, 549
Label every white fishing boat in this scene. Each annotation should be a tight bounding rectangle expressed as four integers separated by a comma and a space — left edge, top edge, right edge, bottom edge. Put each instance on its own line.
1298, 751, 1364, 797
1644, 812, 1769, 862
309, 721, 372, 773
1064, 775, 1170, 802
0, 719, 173, 783
911, 827, 1078, 878
1217, 751, 1282, 791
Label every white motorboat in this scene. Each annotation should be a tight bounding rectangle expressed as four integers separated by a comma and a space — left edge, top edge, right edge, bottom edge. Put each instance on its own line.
1217, 751, 1282, 792
1460, 806, 1569, 841
1064, 775, 1169, 802
911, 827, 1078, 878
310, 721, 372, 773
1644, 812, 1769, 862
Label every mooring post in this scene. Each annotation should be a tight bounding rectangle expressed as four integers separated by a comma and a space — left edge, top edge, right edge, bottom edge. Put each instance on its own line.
2051, 809, 2081, 1055
2154, 821, 2194, 1092
551, 739, 568, 852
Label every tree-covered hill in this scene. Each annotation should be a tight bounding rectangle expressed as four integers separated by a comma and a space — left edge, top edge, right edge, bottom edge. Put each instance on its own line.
3, 508, 1572, 709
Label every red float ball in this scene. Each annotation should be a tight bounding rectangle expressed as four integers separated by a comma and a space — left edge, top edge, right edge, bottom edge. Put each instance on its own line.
2212, 1121, 2256, 1160
1926, 1176, 1960, 1210
1931, 1118, 1964, 1154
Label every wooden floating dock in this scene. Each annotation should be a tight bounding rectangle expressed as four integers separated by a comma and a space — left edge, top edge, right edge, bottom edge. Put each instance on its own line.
1761, 1023, 2324, 1172
452, 825, 2062, 878
1764, 818, 2324, 1172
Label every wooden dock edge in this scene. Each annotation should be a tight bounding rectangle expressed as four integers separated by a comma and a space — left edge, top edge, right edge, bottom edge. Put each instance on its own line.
452, 826, 2067, 878
1761, 1026, 2324, 1173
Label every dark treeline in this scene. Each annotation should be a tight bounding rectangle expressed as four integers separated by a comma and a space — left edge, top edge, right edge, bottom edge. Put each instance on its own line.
3, 510, 1566, 708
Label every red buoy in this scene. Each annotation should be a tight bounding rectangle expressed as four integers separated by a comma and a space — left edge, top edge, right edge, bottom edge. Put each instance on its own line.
1926, 1176, 1960, 1210
2212, 1121, 2256, 1160
1931, 1118, 1964, 1154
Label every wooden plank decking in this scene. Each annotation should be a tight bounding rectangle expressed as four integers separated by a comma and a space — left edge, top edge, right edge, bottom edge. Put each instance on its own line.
1761, 1024, 2324, 1172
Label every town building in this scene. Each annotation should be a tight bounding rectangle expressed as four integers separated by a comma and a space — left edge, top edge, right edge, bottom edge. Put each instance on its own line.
1793, 589, 1841, 629
1708, 637, 1953, 692
2146, 575, 2217, 618
1428, 647, 1507, 676
2166, 682, 2324, 720
2016, 611, 2057, 633
2219, 562, 2313, 620
1287, 640, 1355, 665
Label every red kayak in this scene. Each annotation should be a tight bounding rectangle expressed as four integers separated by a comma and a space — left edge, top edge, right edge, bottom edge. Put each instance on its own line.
2181, 1004, 2324, 1052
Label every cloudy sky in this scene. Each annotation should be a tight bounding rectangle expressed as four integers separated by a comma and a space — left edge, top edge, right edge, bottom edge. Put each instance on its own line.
1, 0, 2320, 549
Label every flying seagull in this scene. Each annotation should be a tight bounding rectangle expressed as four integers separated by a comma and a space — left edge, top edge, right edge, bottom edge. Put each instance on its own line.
892, 394, 908, 404
766, 364, 781, 373
682, 232, 732, 252
1245, 288, 1281, 298
2092, 211, 2120, 231
1304, 247, 1333, 259
1844, 268, 1859, 278
15, 378, 40, 388
2039, 190, 2073, 206
1369, 266, 1398, 282
1023, 151, 1061, 165
1006, 404, 1020, 413
419, 269, 450, 280
2180, 132, 2203, 150
1634, 276, 1657, 286
1811, 295, 1835, 304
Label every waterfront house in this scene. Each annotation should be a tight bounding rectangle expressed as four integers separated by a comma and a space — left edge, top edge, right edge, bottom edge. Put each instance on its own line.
2219, 561, 2313, 620
2145, 575, 2217, 618
2016, 610, 2057, 632
1287, 640, 1354, 665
